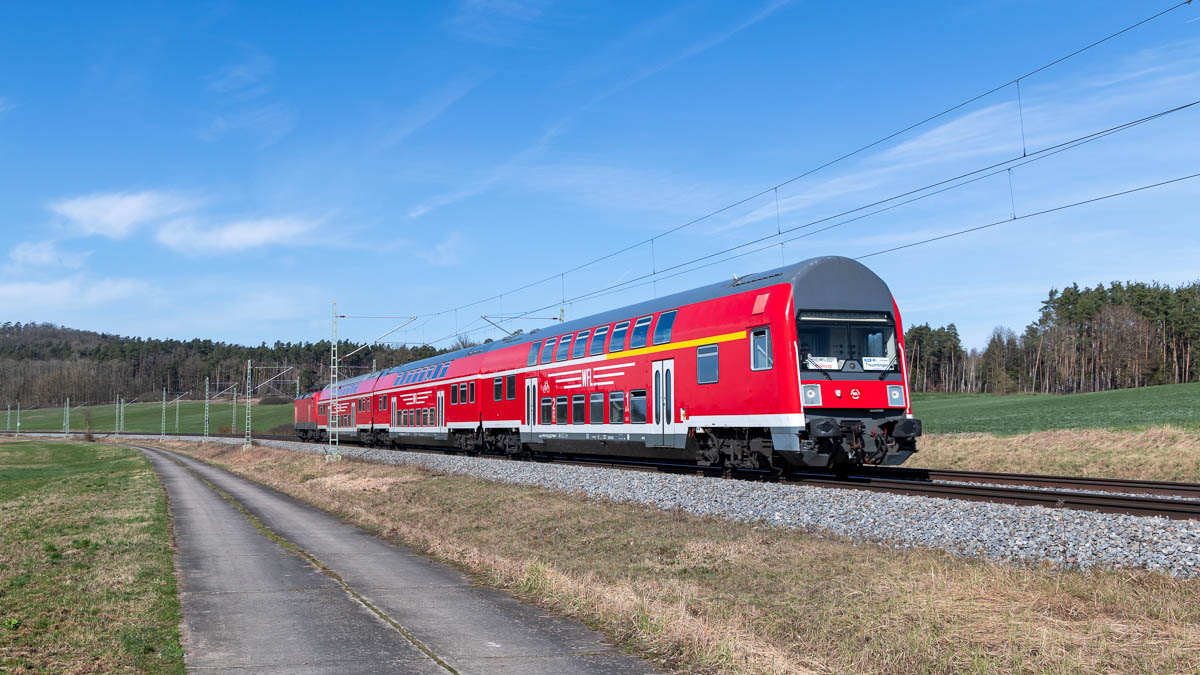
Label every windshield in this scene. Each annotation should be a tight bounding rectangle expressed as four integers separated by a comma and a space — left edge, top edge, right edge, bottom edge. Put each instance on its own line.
797, 319, 897, 371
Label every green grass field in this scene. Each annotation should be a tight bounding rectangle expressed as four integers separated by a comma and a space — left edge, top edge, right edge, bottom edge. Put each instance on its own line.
912, 382, 1200, 434
4, 401, 293, 435
0, 440, 183, 671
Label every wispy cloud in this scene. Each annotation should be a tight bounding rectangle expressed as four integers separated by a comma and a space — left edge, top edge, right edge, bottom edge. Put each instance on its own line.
156, 217, 315, 253
7, 240, 89, 270
206, 49, 274, 97
198, 103, 297, 147
51, 190, 198, 238
0, 276, 152, 313
450, 0, 551, 47
410, 0, 792, 218
378, 76, 481, 150
418, 231, 467, 266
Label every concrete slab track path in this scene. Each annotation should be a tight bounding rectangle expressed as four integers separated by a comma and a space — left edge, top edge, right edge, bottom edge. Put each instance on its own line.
136, 445, 655, 674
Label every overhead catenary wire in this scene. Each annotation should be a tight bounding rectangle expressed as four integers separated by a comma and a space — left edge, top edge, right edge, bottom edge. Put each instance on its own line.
392, 1, 1190, 325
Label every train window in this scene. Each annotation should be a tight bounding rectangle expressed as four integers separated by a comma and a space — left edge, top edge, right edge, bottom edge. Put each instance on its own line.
379, 395, 388, 411
422, 409, 429, 426
590, 393, 604, 424
540, 338, 556, 364
629, 390, 648, 424
589, 325, 609, 355
459, 383, 467, 403
629, 316, 653, 349
609, 391, 625, 423
318, 404, 326, 415
540, 397, 552, 424
697, 344, 719, 384
750, 327, 773, 370
451, 385, 458, 405
555, 396, 568, 425
505, 374, 516, 400
609, 321, 629, 352
493, 377, 503, 401
571, 330, 590, 359
572, 395, 586, 424
469, 381, 475, 403
554, 335, 572, 361
528, 341, 542, 366
653, 310, 677, 345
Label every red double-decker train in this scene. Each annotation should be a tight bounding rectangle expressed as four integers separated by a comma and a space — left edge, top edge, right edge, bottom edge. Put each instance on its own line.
294, 256, 922, 471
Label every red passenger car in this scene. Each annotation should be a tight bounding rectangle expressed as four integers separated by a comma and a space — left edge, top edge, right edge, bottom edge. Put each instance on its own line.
295, 256, 922, 470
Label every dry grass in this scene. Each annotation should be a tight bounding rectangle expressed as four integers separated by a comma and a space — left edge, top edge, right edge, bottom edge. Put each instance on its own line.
912, 425, 1200, 482
153, 439, 1200, 674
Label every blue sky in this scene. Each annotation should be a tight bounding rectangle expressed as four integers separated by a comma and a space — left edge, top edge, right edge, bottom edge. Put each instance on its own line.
1, 1, 1198, 351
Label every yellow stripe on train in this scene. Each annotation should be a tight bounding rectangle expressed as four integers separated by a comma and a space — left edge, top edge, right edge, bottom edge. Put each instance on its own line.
608, 330, 747, 359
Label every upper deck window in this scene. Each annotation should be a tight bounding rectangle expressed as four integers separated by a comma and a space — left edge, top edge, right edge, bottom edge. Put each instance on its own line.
554, 334, 573, 361
652, 310, 677, 345
571, 329, 591, 359
540, 338, 556, 364
628, 316, 653, 350
527, 341, 542, 366
609, 321, 629, 352
589, 326, 609, 355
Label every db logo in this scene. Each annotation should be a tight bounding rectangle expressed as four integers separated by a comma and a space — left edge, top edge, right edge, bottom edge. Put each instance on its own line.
850, 388, 861, 400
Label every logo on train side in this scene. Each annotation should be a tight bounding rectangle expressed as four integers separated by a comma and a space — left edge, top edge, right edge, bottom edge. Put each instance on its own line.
542, 381, 550, 394
850, 388, 861, 400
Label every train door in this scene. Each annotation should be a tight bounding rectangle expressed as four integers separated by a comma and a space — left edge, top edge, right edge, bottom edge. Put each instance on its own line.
524, 377, 538, 442
652, 358, 677, 446
436, 390, 445, 429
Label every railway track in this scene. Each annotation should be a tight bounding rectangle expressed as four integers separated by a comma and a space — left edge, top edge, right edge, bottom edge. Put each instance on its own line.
10, 429, 1200, 519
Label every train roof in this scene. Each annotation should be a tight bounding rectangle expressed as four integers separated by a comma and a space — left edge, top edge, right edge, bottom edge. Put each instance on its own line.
317, 256, 892, 392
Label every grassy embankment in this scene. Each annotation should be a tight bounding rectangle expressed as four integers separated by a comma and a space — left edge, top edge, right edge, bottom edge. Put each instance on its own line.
909, 383, 1200, 481
0, 440, 183, 672
6, 401, 293, 435
156, 439, 1200, 675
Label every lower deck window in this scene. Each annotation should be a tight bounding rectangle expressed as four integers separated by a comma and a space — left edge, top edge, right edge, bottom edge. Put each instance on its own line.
572, 395, 586, 424
629, 390, 647, 424
608, 391, 625, 424
590, 393, 604, 424
555, 396, 568, 425
697, 344, 719, 384
540, 397, 552, 425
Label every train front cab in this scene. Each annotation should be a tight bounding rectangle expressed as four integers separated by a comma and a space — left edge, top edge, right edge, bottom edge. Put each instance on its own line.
769, 259, 922, 470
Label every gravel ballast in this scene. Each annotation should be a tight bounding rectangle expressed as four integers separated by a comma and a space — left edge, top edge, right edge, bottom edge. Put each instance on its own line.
69, 433, 1200, 577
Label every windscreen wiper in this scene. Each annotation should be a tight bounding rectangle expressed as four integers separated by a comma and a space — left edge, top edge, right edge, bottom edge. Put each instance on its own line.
877, 355, 899, 380
804, 356, 833, 380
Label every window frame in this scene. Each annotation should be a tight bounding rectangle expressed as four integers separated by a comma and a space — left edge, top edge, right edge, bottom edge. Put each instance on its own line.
589, 325, 609, 356
628, 316, 653, 349
750, 326, 773, 371
493, 377, 503, 401
451, 384, 458, 405
540, 397, 553, 425
652, 310, 678, 345
528, 341, 542, 366
468, 381, 475, 403
378, 395, 388, 411
505, 374, 516, 400
697, 344, 719, 384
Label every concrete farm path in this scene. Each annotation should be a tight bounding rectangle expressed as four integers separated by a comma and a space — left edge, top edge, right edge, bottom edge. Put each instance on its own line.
136, 445, 654, 674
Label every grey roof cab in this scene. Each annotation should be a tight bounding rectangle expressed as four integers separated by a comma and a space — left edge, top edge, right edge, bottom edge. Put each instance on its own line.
322, 256, 893, 391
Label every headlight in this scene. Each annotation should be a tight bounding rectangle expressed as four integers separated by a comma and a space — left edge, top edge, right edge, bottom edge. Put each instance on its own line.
802, 384, 822, 407
887, 385, 905, 407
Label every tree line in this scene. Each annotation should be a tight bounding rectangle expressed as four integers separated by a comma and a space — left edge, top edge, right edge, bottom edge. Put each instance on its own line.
0, 322, 468, 409
904, 280, 1200, 394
